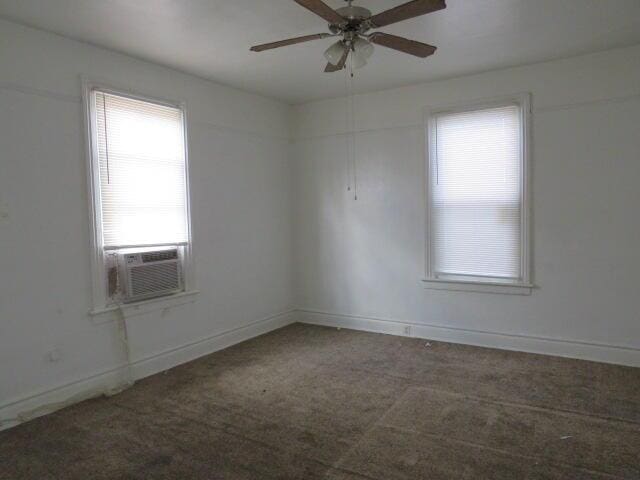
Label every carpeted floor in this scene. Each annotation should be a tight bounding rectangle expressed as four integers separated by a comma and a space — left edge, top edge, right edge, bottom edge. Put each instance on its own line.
1, 323, 639, 479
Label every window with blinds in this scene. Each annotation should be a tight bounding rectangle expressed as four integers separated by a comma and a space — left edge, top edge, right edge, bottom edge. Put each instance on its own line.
427, 101, 528, 285
93, 90, 189, 249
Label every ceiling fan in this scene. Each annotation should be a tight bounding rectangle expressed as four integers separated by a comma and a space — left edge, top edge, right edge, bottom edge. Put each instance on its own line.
250, 0, 446, 72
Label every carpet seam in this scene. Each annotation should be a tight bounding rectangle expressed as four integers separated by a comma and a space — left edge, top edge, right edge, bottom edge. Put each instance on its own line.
374, 423, 629, 480
336, 362, 640, 427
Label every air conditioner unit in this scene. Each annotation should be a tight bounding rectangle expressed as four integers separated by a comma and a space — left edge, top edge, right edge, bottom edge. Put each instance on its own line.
118, 247, 183, 303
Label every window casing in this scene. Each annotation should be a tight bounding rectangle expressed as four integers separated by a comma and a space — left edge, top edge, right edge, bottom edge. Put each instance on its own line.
84, 83, 194, 310
424, 95, 531, 294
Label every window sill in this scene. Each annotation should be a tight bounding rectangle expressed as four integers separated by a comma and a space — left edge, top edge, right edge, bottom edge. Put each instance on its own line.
422, 278, 533, 296
89, 290, 200, 323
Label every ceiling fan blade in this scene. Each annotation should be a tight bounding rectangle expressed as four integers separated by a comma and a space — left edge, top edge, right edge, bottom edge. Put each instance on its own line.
294, 0, 344, 24
369, 0, 446, 28
250, 33, 332, 52
369, 32, 436, 58
324, 48, 349, 72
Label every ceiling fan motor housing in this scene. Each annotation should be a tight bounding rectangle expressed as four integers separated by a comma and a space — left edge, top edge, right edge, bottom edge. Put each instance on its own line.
335, 5, 372, 21
331, 6, 373, 42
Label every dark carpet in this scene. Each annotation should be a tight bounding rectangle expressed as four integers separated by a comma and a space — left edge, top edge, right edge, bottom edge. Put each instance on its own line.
1, 323, 639, 479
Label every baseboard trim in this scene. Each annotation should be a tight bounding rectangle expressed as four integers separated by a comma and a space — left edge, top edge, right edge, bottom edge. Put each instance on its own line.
0, 310, 296, 431
4, 308, 635, 431
297, 309, 640, 368
130, 310, 295, 380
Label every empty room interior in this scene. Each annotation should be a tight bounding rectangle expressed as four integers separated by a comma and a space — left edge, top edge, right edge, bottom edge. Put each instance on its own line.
1, 0, 640, 478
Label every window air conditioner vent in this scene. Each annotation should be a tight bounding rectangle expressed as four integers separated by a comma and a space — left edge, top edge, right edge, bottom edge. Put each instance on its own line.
118, 247, 183, 303
142, 250, 178, 263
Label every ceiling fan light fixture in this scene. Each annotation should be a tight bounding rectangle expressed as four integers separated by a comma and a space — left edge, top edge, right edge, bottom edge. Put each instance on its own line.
324, 40, 346, 66
351, 37, 374, 69
353, 37, 374, 60
351, 50, 368, 69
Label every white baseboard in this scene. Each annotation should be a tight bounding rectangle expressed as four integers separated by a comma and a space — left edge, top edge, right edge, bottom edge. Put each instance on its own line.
297, 309, 640, 368
0, 310, 295, 431
3, 307, 635, 432
130, 310, 295, 380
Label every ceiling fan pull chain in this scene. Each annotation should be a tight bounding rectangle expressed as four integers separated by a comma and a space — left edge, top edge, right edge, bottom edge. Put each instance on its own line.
349, 56, 358, 201
343, 59, 352, 192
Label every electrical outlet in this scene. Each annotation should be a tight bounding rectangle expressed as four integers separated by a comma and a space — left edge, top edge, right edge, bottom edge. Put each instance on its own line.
47, 349, 61, 363
403, 325, 411, 336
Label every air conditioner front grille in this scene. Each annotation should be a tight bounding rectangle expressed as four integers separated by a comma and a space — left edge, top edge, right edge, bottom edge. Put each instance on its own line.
130, 262, 180, 297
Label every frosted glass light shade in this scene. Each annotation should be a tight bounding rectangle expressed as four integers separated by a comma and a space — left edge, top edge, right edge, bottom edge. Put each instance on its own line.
324, 41, 346, 65
351, 51, 367, 69
352, 37, 373, 69
353, 37, 374, 59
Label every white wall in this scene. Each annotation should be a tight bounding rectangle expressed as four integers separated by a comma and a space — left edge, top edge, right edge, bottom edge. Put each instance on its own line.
291, 45, 640, 367
0, 20, 294, 427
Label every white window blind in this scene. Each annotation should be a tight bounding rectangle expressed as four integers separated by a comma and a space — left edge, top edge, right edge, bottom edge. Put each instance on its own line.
430, 104, 523, 281
94, 91, 188, 249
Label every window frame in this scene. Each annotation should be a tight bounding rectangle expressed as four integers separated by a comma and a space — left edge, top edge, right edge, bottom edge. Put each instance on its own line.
82, 80, 196, 313
422, 94, 533, 295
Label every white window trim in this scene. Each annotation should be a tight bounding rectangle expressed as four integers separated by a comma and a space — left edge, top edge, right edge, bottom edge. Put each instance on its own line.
422, 93, 533, 295
82, 78, 197, 312
89, 290, 200, 322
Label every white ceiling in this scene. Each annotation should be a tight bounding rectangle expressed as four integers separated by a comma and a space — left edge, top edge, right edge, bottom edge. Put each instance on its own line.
1, 0, 640, 104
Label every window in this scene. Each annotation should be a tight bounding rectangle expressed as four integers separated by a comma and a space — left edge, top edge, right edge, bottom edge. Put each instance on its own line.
94, 92, 189, 248
424, 96, 531, 294
85, 85, 193, 310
